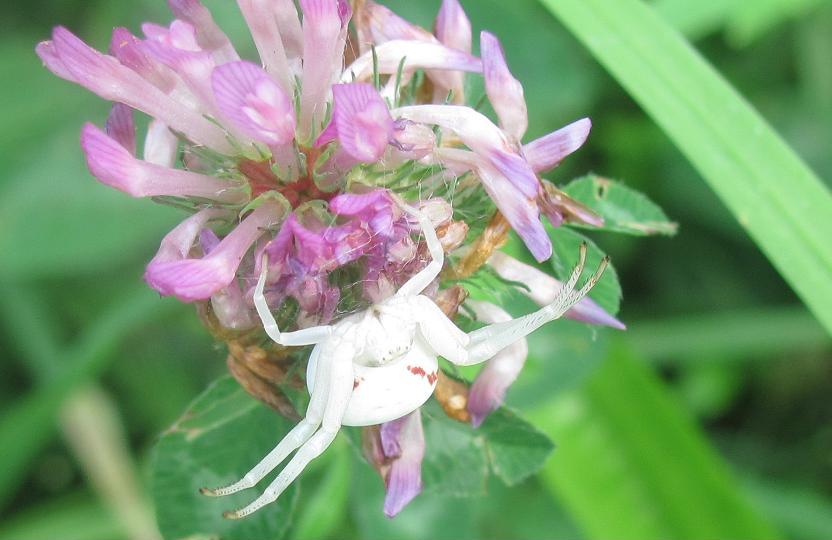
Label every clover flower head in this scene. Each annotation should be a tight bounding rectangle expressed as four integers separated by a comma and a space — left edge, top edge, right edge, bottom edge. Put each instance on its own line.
39, 0, 623, 517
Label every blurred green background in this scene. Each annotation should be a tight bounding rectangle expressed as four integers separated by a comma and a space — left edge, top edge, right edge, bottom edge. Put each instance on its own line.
1, 0, 831, 539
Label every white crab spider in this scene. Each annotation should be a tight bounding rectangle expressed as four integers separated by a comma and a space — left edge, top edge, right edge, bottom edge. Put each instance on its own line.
201, 204, 607, 519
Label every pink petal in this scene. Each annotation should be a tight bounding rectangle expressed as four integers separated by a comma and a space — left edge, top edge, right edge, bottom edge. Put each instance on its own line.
49, 27, 232, 153
140, 32, 220, 118
320, 83, 393, 162
211, 280, 256, 330
237, 0, 294, 91
488, 251, 626, 330
435, 0, 472, 53
523, 118, 591, 173
380, 410, 425, 517
148, 208, 228, 264
363, 1, 435, 43
105, 103, 136, 156
35, 40, 75, 82
465, 301, 528, 427
81, 123, 245, 202
212, 61, 296, 146
299, 0, 349, 140
432, 0, 471, 102
145, 201, 282, 302
390, 119, 435, 160
481, 31, 527, 141
167, 0, 240, 62
110, 27, 179, 95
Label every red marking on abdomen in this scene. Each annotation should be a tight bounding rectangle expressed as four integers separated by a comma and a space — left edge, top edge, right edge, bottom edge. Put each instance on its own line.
407, 365, 427, 377
427, 371, 438, 385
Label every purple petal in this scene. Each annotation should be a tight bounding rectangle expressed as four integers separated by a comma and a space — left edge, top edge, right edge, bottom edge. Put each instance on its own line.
381, 410, 425, 517
395, 105, 538, 198
488, 148, 540, 199
488, 251, 626, 330
523, 118, 591, 173
329, 189, 391, 215
49, 27, 232, 153
167, 0, 239, 62
145, 202, 282, 302
212, 61, 296, 146
105, 103, 136, 156
436, 148, 550, 262
81, 123, 245, 202
481, 31, 527, 141
379, 417, 405, 458
465, 301, 528, 427
482, 167, 550, 262
323, 83, 393, 162
199, 227, 221, 255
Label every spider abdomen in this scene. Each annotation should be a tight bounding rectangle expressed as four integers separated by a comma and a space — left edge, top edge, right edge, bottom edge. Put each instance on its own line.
307, 336, 438, 427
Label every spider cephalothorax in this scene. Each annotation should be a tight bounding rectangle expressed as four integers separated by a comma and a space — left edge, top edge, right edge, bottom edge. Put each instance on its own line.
202, 202, 607, 519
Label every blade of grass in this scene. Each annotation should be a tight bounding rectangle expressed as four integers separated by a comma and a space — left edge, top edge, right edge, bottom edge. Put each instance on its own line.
627, 306, 830, 362
538, 0, 832, 335
0, 285, 183, 509
0, 493, 124, 540
530, 340, 779, 539
60, 387, 161, 540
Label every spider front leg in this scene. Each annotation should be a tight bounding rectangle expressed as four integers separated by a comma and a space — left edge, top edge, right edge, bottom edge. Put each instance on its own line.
253, 254, 333, 346
418, 244, 608, 366
200, 347, 328, 498
221, 341, 356, 519
395, 203, 445, 298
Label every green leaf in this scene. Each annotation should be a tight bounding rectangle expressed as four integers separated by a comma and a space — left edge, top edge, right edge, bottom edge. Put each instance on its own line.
537, 0, 832, 335
478, 407, 555, 485
291, 438, 351, 540
420, 401, 489, 497
562, 175, 678, 236
547, 226, 622, 315
530, 340, 780, 540
151, 377, 299, 540
420, 400, 554, 495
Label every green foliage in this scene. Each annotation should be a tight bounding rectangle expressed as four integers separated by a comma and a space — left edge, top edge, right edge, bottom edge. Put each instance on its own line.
1, 0, 830, 539
532, 341, 779, 540
538, 0, 832, 335
421, 400, 554, 495
151, 377, 299, 540
547, 227, 623, 315
562, 175, 678, 236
